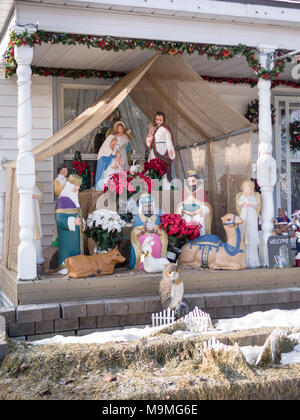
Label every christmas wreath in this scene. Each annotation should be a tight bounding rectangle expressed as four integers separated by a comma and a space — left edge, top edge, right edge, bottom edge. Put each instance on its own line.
289, 121, 300, 152
245, 99, 275, 126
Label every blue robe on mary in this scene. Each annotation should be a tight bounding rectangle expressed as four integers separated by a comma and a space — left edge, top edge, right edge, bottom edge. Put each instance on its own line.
94, 154, 115, 191
55, 196, 83, 268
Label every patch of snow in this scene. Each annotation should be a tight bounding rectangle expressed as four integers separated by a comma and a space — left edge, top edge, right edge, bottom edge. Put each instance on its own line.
31, 325, 164, 346
281, 344, 300, 366
240, 346, 263, 365
215, 308, 300, 333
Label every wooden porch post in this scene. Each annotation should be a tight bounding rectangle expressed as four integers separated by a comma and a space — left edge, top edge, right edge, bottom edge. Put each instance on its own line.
256, 45, 277, 267
14, 26, 37, 280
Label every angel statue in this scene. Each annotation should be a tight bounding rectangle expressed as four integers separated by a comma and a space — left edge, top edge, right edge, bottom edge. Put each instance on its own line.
236, 179, 261, 268
112, 120, 132, 170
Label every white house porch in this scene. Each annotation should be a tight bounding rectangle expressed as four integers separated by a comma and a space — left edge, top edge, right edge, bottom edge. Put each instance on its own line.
0, 1, 300, 296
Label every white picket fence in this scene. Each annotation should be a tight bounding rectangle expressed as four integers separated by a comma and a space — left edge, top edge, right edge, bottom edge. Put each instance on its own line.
203, 337, 232, 353
151, 305, 213, 332
152, 307, 175, 327
183, 306, 213, 333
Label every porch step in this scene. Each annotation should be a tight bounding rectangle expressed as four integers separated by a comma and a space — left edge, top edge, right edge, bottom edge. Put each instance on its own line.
1, 263, 300, 306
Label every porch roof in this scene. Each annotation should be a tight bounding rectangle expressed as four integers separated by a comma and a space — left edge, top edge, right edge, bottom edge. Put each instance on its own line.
31, 42, 296, 81
11, 1, 300, 50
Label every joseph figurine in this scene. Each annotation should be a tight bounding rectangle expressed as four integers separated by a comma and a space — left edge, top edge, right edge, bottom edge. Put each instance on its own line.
145, 111, 176, 181
55, 174, 84, 274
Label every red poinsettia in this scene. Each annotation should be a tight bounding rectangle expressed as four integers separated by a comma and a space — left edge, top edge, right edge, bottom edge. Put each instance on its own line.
142, 158, 168, 179
104, 171, 134, 196
159, 213, 201, 249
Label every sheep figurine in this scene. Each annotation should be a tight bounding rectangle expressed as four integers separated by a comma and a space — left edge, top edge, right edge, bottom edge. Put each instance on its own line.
129, 160, 140, 176
140, 237, 170, 273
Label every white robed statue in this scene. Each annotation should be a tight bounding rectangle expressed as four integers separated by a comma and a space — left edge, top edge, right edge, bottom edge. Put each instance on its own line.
112, 121, 131, 170
236, 180, 261, 268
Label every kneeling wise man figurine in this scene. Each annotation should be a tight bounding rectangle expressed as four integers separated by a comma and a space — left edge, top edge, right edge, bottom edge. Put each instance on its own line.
55, 174, 84, 274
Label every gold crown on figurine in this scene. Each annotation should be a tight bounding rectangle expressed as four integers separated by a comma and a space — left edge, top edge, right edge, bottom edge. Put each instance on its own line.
67, 174, 82, 186
187, 169, 197, 177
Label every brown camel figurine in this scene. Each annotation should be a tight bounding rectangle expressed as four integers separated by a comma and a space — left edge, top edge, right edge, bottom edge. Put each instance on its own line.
66, 247, 125, 278
179, 213, 246, 270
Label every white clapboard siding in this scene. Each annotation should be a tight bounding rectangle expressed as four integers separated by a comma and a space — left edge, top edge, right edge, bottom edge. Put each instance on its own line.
0, 74, 54, 249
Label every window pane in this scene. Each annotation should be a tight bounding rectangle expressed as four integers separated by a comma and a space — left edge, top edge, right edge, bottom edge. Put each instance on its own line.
291, 162, 300, 212
280, 106, 288, 209
63, 87, 148, 156
289, 107, 300, 159
64, 88, 105, 154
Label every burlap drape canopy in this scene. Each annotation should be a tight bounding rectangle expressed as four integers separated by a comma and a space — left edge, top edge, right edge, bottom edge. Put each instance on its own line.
2, 54, 252, 271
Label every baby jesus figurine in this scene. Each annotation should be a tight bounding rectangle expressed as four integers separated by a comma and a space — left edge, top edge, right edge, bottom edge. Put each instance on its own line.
103, 148, 124, 183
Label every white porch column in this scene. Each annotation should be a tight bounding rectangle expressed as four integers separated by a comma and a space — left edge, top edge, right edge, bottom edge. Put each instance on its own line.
256, 45, 277, 267
0, 157, 7, 260
14, 27, 36, 280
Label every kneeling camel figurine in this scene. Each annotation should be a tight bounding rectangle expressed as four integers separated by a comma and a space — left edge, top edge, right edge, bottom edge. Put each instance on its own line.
66, 247, 125, 278
179, 213, 246, 270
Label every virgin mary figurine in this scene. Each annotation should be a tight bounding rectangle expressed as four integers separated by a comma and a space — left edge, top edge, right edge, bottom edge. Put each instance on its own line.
94, 135, 118, 191
236, 180, 261, 268
95, 121, 132, 191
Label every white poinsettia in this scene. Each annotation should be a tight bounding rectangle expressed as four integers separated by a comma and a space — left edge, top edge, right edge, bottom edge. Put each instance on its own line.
87, 209, 126, 232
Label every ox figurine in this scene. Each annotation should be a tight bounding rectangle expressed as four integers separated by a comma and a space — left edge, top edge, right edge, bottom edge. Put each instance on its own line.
179, 213, 246, 270
66, 247, 125, 278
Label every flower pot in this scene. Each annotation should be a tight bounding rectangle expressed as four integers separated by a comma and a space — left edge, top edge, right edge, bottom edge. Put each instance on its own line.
94, 246, 112, 255
167, 248, 181, 263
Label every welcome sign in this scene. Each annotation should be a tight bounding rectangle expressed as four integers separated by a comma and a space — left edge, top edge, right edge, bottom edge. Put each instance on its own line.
267, 235, 292, 269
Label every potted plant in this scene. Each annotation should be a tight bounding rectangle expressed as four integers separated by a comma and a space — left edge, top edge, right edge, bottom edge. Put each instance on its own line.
142, 158, 168, 180
159, 213, 201, 262
85, 209, 126, 254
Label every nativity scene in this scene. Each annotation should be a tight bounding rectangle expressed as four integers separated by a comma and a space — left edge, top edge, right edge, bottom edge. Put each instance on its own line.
2, 54, 268, 288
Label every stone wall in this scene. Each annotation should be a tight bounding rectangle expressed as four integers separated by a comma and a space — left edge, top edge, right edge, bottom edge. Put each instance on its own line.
0, 287, 300, 341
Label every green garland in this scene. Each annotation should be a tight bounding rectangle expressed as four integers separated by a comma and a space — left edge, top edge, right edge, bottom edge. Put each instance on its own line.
0, 29, 291, 80
32, 66, 125, 80
8, 64, 300, 90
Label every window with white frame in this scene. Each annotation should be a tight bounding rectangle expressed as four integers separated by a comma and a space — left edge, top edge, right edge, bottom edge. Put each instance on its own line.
274, 96, 300, 217
57, 83, 149, 188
